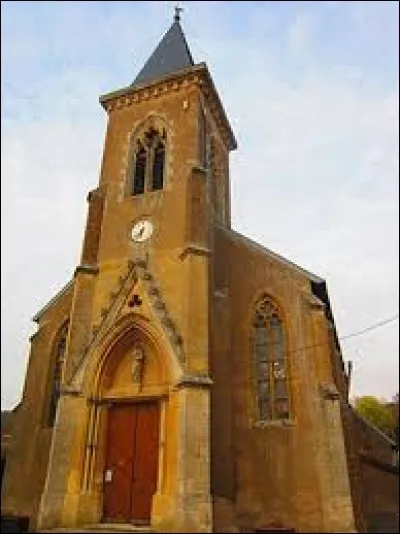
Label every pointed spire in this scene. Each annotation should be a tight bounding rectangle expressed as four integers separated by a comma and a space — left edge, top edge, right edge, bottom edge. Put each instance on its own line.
132, 6, 194, 87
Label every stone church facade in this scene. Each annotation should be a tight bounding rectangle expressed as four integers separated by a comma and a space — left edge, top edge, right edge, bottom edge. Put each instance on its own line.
2, 12, 397, 534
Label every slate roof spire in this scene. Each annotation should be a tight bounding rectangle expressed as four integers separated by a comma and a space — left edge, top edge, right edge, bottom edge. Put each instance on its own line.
132, 5, 194, 87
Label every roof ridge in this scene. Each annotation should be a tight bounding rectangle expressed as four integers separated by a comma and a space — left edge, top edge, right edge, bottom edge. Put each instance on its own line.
32, 279, 74, 322
218, 224, 324, 283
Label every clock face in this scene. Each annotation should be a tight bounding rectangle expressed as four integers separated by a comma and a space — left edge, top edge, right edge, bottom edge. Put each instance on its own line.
131, 219, 153, 242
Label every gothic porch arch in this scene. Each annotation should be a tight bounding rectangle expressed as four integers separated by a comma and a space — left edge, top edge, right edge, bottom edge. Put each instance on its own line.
76, 312, 183, 525
82, 311, 183, 400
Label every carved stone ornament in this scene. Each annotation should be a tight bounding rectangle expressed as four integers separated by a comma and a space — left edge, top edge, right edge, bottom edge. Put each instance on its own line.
132, 344, 145, 386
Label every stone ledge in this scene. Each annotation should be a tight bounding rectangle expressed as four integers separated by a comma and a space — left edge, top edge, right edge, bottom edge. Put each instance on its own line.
74, 264, 100, 277
192, 165, 207, 175
173, 374, 213, 389
59, 387, 83, 397
253, 418, 296, 429
179, 245, 211, 261
320, 382, 340, 401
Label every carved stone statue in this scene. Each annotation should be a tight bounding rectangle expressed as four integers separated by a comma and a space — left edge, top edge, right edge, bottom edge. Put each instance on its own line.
132, 345, 145, 386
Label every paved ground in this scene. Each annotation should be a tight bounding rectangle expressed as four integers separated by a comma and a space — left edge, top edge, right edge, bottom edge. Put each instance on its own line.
41, 526, 153, 533
3, 514, 399, 532
1, 519, 154, 534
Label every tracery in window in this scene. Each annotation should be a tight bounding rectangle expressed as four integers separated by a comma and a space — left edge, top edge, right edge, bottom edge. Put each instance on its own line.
253, 294, 289, 421
48, 321, 69, 427
131, 124, 166, 195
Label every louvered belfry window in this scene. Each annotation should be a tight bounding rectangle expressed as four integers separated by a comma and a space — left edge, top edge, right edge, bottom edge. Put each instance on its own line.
132, 126, 166, 195
152, 138, 165, 191
133, 141, 146, 195
253, 294, 289, 421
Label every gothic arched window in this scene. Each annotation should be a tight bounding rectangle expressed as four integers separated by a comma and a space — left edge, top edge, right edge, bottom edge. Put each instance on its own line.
48, 321, 69, 427
131, 125, 166, 196
253, 295, 289, 421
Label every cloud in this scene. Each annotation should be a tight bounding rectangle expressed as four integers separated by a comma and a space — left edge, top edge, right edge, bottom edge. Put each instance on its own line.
286, 12, 315, 56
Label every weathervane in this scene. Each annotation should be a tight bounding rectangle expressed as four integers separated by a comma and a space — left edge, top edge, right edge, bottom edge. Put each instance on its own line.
174, 2, 183, 23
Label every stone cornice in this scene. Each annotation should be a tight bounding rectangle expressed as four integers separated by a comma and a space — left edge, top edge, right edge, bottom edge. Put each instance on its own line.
99, 63, 237, 152
99, 63, 202, 104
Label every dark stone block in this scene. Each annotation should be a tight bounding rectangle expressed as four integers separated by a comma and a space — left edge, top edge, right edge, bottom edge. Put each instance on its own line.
1, 516, 30, 533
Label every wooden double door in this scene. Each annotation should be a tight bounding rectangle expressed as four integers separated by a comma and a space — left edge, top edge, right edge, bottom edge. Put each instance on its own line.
103, 401, 160, 524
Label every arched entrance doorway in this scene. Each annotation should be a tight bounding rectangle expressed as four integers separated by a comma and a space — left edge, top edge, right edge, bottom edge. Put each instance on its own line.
86, 320, 171, 526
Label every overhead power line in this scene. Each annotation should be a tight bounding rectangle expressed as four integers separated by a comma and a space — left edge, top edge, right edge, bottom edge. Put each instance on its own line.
254, 313, 399, 356
340, 314, 399, 342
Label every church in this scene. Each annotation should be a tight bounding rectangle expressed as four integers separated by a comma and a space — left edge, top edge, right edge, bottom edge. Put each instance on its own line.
2, 10, 398, 534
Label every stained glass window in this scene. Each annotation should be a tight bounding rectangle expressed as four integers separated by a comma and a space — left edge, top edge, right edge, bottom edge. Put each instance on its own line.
253, 295, 289, 421
48, 322, 69, 427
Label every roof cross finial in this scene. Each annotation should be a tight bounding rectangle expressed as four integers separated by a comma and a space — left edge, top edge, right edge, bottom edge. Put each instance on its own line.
174, 3, 183, 23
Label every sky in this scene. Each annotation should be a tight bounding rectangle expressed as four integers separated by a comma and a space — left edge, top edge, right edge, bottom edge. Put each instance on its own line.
1, 1, 399, 410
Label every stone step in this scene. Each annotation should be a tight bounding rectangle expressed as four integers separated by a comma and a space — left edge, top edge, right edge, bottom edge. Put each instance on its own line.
39, 524, 154, 533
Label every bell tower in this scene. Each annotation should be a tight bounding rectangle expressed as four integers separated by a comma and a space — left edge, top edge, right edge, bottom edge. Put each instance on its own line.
85, 9, 237, 268
67, 9, 238, 379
